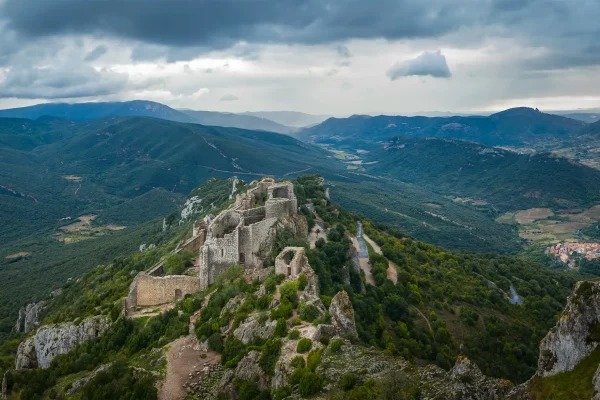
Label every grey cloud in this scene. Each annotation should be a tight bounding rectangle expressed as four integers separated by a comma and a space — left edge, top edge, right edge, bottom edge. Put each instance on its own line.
1, 0, 599, 70
83, 45, 107, 62
335, 44, 351, 58
220, 94, 239, 101
0, 0, 479, 48
0, 64, 128, 99
387, 51, 451, 80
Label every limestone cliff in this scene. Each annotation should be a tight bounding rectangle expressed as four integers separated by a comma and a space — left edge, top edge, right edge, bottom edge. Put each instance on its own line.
537, 280, 600, 377
15, 316, 110, 369
15, 301, 46, 334
329, 291, 358, 338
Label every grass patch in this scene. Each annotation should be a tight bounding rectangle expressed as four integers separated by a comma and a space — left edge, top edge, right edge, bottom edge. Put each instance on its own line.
528, 347, 600, 400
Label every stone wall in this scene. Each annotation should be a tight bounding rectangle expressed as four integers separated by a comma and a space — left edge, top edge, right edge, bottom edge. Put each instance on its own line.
275, 247, 306, 277
134, 274, 201, 307
198, 179, 304, 289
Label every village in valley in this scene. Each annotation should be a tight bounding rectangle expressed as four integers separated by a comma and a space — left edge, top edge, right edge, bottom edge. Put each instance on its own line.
546, 242, 600, 269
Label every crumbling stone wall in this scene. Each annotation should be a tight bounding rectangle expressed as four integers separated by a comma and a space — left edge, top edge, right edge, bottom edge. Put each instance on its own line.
275, 247, 306, 278
134, 274, 201, 307
198, 178, 303, 289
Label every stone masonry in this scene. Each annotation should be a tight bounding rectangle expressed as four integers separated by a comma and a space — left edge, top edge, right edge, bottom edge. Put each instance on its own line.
198, 179, 301, 289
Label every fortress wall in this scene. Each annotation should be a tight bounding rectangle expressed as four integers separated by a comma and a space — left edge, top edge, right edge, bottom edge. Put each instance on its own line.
240, 207, 266, 225
265, 198, 292, 219
135, 275, 200, 307
181, 230, 206, 252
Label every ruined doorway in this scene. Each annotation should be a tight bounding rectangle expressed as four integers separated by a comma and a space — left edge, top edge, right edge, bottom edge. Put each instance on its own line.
287, 266, 291, 276
175, 289, 183, 300
239, 253, 245, 264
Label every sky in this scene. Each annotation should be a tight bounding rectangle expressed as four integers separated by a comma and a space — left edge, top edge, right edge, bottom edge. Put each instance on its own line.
0, 0, 598, 115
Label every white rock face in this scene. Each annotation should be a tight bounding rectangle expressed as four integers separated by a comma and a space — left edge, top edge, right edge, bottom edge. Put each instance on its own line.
233, 315, 276, 345
537, 280, 600, 377
15, 316, 110, 369
329, 291, 358, 338
15, 301, 46, 333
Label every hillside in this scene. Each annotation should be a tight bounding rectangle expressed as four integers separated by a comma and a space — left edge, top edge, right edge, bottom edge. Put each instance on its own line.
364, 137, 600, 211
0, 100, 193, 123
301, 107, 585, 147
180, 109, 297, 134
0, 101, 303, 134
1, 174, 585, 400
241, 111, 331, 127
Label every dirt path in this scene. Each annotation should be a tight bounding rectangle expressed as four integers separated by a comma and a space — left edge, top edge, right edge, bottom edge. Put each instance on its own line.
412, 306, 433, 336
363, 233, 398, 284
158, 294, 220, 400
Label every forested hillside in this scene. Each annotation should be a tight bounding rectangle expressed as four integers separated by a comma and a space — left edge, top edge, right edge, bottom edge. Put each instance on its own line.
1, 175, 583, 400
365, 137, 600, 211
301, 107, 584, 147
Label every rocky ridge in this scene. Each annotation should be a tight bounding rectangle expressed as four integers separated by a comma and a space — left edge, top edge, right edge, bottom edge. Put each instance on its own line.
15, 315, 110, 369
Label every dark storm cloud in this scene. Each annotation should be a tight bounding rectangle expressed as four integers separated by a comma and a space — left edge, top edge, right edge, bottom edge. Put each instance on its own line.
335, 45, 352, 59
0, 64, 128, 99
84, 45, 108, 62
2, 0, 597, 70
0, 0, 476, 48
387, 51, 451, 80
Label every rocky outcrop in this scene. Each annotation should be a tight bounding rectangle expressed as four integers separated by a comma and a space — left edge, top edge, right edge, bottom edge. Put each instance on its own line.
15, 316, 110, 369
450, 357, 513, 399
537, 280, 600, 377
2, 371, 8, 400
593, 365, 600, 400
329, 291, 357, 338
14, 337, 37, 370
234, 351, 269, 390
67, 362, 114, 395
15, 301, 46, 334
233, 315, 276, 345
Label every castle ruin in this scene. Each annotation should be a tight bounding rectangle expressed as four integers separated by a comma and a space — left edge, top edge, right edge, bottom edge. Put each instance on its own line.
198, 179, 301, 289
124, 178, 306, 315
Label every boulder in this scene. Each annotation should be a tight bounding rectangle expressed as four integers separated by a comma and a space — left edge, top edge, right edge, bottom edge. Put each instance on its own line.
16, 316, 110, 369
235, 351, 269, 390
15, 337, 37, 369
537, 280, 600, 377
450, 357, 513, 399
329, 291, 357, 338
233, 315, 276, 345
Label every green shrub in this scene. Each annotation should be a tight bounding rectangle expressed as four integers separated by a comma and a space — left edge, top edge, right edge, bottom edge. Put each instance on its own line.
233, 378, 260, 400
298, 302, 319, 322
330, 339, 343, 353
221, 337, 246, 367
319, 336, 330, 346
272, 385, 292, 400
200, 353, 207, 359
164, 253, 185, 275
298, 273, 308, 290
270, 300, 293, 320
340, 372, 357, 391
298, 370, 324, 397
255, 294, 272, 310
279, 281, 299, 306
296, 338, 312, 353
307, 348, 323, 371
259, 339, 282, 376
290, 356, 306, 369
208, 333, 224, 353
288, 329, 300, 340
320, 295, 332, 308
274, 318, 287, 338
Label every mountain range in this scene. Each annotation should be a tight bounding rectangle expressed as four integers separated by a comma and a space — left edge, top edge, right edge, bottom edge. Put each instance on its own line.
300, 107, 587, 147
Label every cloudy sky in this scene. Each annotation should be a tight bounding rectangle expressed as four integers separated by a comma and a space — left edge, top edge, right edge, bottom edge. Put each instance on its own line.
0, 0, 598, 115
